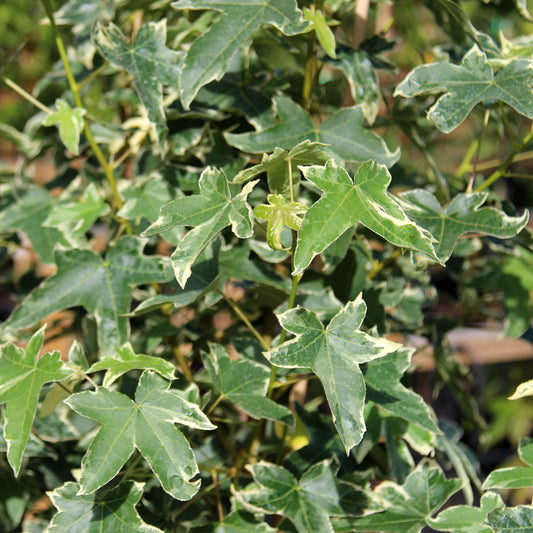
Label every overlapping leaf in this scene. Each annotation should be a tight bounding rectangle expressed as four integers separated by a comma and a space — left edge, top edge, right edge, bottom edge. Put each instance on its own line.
118, 177, 173, 222
398, 189, 529, 262
143, 167, 256, 288
203, 343, 293, 424
93, 21, 181, 148
266, 296, 400, 452
486, 505, 533, 530
236, 460, 344, 533
171, 0, 309, 107
348, 462, 462, 532
225, 96, 399, 166
363, 347, 439, 433
87, 343, 175, 387
42, 99, 86, 155
293, 161, 438, 275
0, 187, 68, 264
427, 492, 503, 533
191, 511, 276, 532
394, 45, 533, 132
47, 481, 162, 533
0, 327, 73, 475
2, 237, 167, 354
65, 371, 215, 499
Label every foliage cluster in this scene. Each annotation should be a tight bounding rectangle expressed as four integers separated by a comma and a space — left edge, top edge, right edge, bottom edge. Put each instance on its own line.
1, 0, 533, 531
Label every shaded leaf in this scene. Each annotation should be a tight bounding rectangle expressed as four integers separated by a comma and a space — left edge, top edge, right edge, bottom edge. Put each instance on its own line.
87, 343, 175, 387
266, 296, 400, 452
42, 99, 86, 155
293, 161, 438, 275
143, 167, 256, 288
398, 189, 528, 262
0, 327, 73, 475
118, 177, 173, 222
65, 371, 215, 499
203, 343, 293, 424
172, 0, 308, 107
236, 460, 344, 533
0, 187, 68, 264
394, 45, 533, 132
225, 96, 399, 166
2, 237, 167, 354
363, 347, 439, 433
348, 462, 462, 532
47, 481, 162, 532
93, 20, 180, 149
191, 511, 276, 532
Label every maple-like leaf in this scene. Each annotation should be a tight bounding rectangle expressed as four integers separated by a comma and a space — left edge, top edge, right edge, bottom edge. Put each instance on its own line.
236, 460, 344, 533
171, 0, 309, 108
118, 177, 174, 222
0, 187, 68, 264
292, 161, 438, 276
0, 327, 73, 475
42, 99, 86, 155
1, 237, 167, 355
348, 462, 462, 533
233, 140, 330, 199
225, 96, 399, 166
394, 45, 533, 132
65, 371, 215, 499
398, 189, 529, 262
427, 492, 503, 533
93, 20, 181, 148
143, 167, 256, 288
47, 481, 162, 532
254, 194, 307, 251
203, 343, 293, 424
363, 347, 439, 434
191, 511, 276, 532
87, 343, 176, 387
266, 296, 400, 452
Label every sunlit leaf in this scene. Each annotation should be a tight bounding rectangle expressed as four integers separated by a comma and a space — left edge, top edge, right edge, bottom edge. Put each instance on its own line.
42, 99, 86, 155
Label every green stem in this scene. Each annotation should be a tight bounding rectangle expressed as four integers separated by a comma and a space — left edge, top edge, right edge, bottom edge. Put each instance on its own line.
302, 33, 316, 110
1, 77, 52, 114
77, 62, 109, 90
41, 0, 124, 212
467, 108, 490, 193
173, 345, 195, 383
218, 290, 271, 351
475, 122, 533, 192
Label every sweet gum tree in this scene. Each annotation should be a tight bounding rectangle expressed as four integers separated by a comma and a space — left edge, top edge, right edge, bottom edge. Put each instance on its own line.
1, 0, 533, 531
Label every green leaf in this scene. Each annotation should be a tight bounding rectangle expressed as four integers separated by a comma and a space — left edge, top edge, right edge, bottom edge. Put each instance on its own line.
398, 189, 529, 262
203, 343, 293, 424
232, 140, 330, 199
486, 505, 533, 531
143, 167, 256, 288
93, 20, 181, 149
303, 8, 337, 59
0, 187, 68, 264
266, 296, 400, 452
171, 0, 309, 108
0, 327, 73, 475
118, 177, 174, 222
293, 161, 438, 275
514, 0, 533, 21
254, 194, 307, 250
348, 462, 462, 532
427, 492, 503, 533
65, 371, 215, 499
134, 238, 220, 314
327, 46, 381, 124
237, 460, 344, 533
192, 511, 276, 532
225, 96, 400, 166
394, 45, 533, 133
42, 99, 86, 155
55, 0, 115, 38
363, 347, 439, 433
47, 481, 163, 532
87, 343, 176, 387
44, 183, 110, 242
2, 237, 167, 355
